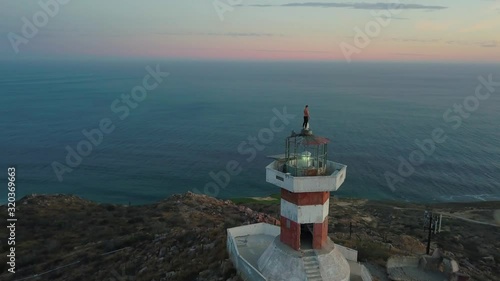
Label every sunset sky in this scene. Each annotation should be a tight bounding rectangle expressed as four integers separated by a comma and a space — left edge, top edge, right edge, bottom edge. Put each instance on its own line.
1, 0, 500, 61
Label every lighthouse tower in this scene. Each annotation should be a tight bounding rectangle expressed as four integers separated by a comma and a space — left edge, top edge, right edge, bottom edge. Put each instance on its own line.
227, 126, 370, 281
270, 129, 339, 251
258, 128, 350, 280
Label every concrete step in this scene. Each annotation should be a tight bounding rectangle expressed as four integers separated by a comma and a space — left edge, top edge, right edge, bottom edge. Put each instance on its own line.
306, 274, 322, 280
304, 266, 318, 270
303, 254, 323, 281
304, 266, 319, 271
302, 250, 316, 257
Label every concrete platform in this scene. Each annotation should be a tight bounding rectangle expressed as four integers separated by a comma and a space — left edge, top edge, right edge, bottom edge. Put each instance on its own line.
227, 223, 373, 281
386, 255, 461, 281
257, 236, 349, 281
235, 234, 275, 269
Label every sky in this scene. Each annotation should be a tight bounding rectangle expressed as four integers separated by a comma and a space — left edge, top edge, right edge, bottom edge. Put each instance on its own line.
1, 0, 500, 62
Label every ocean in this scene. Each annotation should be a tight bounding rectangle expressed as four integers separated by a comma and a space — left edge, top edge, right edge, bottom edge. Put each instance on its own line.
1, 60, 499, 205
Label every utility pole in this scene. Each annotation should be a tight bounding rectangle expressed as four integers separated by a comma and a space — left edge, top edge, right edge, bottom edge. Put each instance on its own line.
426, 213, 433, 255
424, 211, 443, 255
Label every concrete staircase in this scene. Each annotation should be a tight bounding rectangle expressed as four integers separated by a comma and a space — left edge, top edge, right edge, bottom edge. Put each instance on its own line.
303, 250, 323, 281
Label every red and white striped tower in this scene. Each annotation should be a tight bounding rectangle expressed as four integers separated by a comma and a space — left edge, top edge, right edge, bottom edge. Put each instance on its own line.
266, 129, 347, 251
226, 127, 367, 280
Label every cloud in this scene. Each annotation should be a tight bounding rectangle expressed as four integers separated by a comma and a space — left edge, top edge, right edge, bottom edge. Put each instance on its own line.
209, 32, 281, 37
481, 41, 498, 48
156, 31, 282, 37
387, 38, 441, 43
446, 40, 498, 48
391, 17, 409, 20
460, 19, 500, 32
415, 21, 454, 32
386, 37, 498, 49
240, 2, 447, 10
255, 49, 331, 53
392, 53, 434, 57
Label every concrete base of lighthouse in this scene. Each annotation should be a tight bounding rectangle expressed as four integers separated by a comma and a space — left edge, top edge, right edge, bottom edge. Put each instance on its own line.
258, 236, 349, 281
227, 223, 373, 281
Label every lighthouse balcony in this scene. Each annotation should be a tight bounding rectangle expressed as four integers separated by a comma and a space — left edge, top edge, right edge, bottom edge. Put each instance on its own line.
265, 159, 347, 193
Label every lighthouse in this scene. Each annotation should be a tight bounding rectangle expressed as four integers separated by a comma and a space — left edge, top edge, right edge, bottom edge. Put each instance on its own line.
269, 129, 341, 251
227, 126, 372, 281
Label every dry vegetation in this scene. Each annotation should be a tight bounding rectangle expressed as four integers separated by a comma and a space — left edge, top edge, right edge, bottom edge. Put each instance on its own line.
0, 194, 498, 281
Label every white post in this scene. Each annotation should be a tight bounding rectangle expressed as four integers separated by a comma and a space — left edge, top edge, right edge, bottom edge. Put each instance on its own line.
438, 214, 442, 233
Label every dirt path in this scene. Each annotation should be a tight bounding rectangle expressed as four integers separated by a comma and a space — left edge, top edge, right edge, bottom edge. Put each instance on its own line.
440, 213, 499, 227
392, 206, 499, 227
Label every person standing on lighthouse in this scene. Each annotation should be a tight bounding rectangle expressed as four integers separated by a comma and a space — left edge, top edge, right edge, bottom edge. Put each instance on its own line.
303, 105, 310, 129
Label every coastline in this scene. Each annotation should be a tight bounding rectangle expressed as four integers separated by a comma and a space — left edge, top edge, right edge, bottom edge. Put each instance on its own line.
8, 192, 500, 227
3, 191, 500, 207
1, 192, 499, 281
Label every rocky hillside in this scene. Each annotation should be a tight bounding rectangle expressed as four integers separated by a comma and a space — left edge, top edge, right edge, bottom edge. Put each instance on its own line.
0, 193, 499, 281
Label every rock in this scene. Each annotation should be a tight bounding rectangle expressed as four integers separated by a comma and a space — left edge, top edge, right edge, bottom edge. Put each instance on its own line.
203, 242, 215, 251
159, 246, 166, 257
245, 207, 253, 216
170, 246, 179, 254
199, 269, 211, 278
482, 256, 495, 264
188, 247, 197, 256
221, 259, 233, 275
